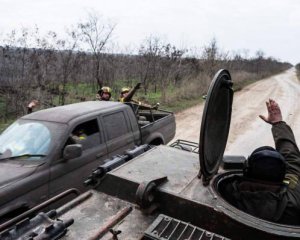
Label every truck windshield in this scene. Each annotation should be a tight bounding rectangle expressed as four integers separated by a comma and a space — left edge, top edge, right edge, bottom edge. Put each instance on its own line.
0, 120, 55, 160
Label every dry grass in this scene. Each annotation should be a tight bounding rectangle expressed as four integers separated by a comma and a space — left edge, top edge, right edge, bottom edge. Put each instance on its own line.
231, 71, 258, 91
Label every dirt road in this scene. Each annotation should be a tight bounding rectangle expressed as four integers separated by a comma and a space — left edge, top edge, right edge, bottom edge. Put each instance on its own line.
173, 68, 300, 157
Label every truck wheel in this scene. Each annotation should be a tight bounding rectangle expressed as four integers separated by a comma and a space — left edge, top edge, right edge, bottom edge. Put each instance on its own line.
149, 138, 163, 145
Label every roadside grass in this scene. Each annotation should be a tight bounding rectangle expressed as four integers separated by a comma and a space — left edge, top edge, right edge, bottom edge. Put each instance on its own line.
135, 89, 204, 113
63, 81, 178, 106
231, 71, 261, 92
233, 78, 257, 92
0, 84, 201, 131
162, 97, 204, 112
0, 70, 286, 131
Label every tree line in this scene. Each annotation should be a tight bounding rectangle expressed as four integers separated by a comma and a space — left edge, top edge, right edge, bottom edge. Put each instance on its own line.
0, 14, 292, 123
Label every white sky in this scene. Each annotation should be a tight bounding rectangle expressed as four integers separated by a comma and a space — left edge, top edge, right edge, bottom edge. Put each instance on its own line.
0, 0, 299, 64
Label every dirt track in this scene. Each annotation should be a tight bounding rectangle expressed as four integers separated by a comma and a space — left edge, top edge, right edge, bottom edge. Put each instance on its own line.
173, 68, 300, 157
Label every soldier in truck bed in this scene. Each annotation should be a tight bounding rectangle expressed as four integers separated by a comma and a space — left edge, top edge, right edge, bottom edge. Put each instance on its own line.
119, 83, 159, 110
224, 99, 300, 225
118, 83, 141, 103
96, 86, 112, 101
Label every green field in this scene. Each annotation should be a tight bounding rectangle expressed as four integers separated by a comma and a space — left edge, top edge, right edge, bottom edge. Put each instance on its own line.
0, 82, 205, 133
0, 70, 280, 133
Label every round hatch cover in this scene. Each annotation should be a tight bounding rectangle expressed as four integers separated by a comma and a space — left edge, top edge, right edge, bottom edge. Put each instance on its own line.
199, 69, 233, 185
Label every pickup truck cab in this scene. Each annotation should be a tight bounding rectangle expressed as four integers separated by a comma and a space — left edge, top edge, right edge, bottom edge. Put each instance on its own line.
0, 101, 175, 220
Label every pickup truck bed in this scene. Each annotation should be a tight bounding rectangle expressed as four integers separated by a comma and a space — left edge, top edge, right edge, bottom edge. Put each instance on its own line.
138, 109, 176, 145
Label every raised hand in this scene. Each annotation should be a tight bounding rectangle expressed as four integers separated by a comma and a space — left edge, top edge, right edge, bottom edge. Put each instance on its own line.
259, 99, 282, 124
28, 100, 39, 109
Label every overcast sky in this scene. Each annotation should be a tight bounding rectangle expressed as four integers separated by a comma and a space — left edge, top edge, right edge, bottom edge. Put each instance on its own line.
1, 0, 299, 64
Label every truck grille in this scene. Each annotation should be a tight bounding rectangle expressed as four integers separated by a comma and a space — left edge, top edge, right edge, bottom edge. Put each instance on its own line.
144, 214, 229, 240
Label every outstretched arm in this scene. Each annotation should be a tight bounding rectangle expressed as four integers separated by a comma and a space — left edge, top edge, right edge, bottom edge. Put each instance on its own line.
259, 99, 283, 124
123, 83, 141, 102
260, 99, 300, 177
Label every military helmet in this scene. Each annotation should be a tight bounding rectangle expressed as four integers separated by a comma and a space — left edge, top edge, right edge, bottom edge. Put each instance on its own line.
243, 146, 286, 183
101, 86, 111, 94
121, 87, 130, 94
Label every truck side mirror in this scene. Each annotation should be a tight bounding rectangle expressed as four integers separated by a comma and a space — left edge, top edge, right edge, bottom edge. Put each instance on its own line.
63, 144, 82, 160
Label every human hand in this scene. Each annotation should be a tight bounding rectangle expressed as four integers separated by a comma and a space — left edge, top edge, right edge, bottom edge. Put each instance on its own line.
28, 100, 39, 109
259, 99, 282, 124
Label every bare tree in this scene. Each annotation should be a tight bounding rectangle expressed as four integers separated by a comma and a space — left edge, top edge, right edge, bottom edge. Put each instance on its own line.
202, 38, 220, 77
254, 50, 265, 74
51, 30, 80, 105
78, 13, 116, 89
138, 36, 162, 94
157, 44, 185, 103
0, 21, 293, 124
138, 36, 185, 102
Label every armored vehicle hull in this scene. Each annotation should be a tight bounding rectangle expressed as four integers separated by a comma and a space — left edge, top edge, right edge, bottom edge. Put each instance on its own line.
50, 145, 300, 239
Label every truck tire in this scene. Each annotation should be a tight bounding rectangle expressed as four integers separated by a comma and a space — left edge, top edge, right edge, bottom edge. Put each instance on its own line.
149, 138, 163, 146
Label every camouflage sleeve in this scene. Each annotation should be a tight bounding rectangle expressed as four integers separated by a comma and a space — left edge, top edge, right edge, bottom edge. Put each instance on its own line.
272, 122, 300, 177
123, 83, 141, 102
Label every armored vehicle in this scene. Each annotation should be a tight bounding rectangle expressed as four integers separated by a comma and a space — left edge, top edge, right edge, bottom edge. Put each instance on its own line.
1, 70, 299, 240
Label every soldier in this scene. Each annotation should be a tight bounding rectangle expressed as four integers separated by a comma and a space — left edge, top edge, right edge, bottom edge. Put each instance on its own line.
224, 99, 300, 225
118, 83, 141, 103
119, 83, 159, 110
96, 86, 112, 101
71, 128, 87, 143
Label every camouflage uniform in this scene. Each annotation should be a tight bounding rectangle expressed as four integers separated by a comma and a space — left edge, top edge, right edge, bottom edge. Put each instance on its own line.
118, 83, 157, 110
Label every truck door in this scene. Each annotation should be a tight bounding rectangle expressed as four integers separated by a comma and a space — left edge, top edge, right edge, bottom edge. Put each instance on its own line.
102, 110, 135, 157
49, 118, 108, 197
